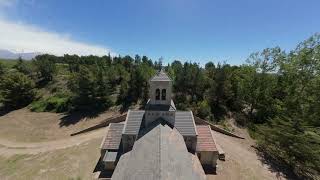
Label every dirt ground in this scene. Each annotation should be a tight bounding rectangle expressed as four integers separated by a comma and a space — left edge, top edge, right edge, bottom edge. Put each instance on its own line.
0, 138, 102, 180
0, 108, 120, 142
0, 109, 288, 180
208, 125, 286, 180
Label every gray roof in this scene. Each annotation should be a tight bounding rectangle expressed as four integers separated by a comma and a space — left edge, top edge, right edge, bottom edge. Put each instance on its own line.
101, 123, 124, 150
122, 110, 145, 135
111, 124, 206, 180
103, 151, 118, 162
150, 70, 171, 82
175, 111, 198, 136
145, 100, 176, 111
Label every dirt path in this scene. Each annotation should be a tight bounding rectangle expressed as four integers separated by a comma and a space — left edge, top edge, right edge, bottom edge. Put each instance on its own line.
0, 127, 107, 157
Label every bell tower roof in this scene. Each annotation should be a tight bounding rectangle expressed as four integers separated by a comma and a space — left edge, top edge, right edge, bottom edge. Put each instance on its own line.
150, 69, 171, 82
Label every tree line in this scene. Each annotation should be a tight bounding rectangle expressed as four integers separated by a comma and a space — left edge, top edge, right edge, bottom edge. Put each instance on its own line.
0, 34, 319, 179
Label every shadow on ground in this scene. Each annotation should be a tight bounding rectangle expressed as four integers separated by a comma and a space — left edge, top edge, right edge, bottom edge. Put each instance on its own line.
202, 165, 217, 175
93, 158, 114, 179
59, 110, 102, 127
0, 108, 11, 117
254, 146, 302, 180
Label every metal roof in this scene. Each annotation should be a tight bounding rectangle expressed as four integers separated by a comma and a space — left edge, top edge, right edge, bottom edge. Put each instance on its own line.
122, 110, 145, 135
111, 124, 206, 180
150, 70, 171, 82
103, 151, 118, 162
175, 111, 197, 136
196, 125, 217, 152
101, 123, 124, 150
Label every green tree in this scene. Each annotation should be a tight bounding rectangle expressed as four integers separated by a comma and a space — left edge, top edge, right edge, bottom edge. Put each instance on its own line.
196, 100, 211, 119
33, 54, 56, 81
251, 34, 320, 179
0, 72, 36, 109
13, 57, 30, 75
68, 66, 112, 111
0, 61, 4, 76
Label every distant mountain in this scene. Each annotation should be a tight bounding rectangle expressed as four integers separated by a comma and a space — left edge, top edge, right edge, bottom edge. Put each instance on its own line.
0, 49, 40, 60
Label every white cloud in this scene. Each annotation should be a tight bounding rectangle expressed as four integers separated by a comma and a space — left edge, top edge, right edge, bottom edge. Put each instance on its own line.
0, 18, 115, 56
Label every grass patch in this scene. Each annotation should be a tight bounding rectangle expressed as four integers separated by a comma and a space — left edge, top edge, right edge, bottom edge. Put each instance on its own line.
0, 59, 19, 68
30, 94, 71, 113
218, 119, 235, 132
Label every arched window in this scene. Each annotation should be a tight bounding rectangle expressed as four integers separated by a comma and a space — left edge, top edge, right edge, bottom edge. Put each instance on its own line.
161, 89, 166, 100
155, 89, 160, 100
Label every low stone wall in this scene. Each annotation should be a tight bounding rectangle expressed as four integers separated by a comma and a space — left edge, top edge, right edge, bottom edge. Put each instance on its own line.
194, 116, 245, 139
70, 113, 127, 136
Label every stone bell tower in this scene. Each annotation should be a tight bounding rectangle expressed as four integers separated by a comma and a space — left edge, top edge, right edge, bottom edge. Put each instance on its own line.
144, 69, 176, 126
149, 69, 172, 105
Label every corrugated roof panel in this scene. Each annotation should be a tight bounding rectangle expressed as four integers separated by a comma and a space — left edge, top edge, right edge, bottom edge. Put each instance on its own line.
101, 123, 124, 150
175, 111, 197, 136
123, 110, 145, 135
196, 125, 217, 152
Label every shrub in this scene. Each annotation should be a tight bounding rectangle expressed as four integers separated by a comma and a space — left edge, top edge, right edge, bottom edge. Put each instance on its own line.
0, 72, 36, 109
196, 100, 211, 119
30, 94, 71, 113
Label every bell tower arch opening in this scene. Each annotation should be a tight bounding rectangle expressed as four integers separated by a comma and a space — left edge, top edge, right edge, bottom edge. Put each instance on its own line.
161, 89, 166, 100
156, 89, 160, 100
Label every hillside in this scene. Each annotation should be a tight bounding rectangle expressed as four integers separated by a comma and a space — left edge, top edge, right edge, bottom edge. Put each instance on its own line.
0, 108, 286, 180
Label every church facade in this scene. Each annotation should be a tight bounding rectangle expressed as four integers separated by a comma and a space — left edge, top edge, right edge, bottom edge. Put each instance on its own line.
98, 70, 218, 179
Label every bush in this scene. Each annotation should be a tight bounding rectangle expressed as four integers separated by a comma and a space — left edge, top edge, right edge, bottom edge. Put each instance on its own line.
196, 100, 211, 119
30, 94, 71, 113
0, 72, 36, 109
13, 58, 31, 75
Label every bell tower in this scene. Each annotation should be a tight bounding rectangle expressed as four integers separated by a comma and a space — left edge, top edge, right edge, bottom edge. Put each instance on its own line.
149, 69, 172, 105
144, 69, 176, 127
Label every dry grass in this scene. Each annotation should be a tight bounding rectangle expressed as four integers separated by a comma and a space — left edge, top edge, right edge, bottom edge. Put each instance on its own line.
0, 108, 119, 142
0, 138, 102, 180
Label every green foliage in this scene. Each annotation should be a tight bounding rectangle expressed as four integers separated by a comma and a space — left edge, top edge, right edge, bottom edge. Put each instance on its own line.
13, 57, 31, 75
30, 94, 71, 113
68, 65, 113, 111
116, 59, 155, 109
33, 54, 56, 82
196, 100, 211, 119
246, 34, 320, 179
0, 72, 36, 109
254, 118, 320, 179
0, 61, 4, 76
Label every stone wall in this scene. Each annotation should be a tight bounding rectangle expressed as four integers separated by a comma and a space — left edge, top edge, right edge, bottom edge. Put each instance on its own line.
70, 113, 127, 136
194, 116, 245, 139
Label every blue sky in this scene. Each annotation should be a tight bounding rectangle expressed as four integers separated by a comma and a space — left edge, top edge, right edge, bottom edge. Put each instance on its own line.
0, 0, 319, 65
